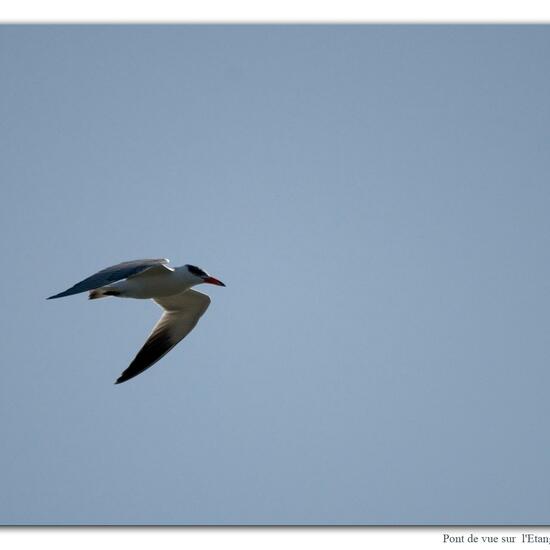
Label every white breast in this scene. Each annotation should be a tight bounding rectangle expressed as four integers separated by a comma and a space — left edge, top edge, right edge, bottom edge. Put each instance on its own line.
108, 268, 192, 299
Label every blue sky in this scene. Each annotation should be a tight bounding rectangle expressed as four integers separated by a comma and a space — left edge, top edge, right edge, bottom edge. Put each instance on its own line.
1, 25, 549, 524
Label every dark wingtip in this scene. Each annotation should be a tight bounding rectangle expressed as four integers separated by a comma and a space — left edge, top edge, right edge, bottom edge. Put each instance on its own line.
47, 291, 70, 300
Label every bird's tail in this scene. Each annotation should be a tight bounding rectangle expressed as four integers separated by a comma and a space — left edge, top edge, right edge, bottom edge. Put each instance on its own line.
89, 288, 120, 300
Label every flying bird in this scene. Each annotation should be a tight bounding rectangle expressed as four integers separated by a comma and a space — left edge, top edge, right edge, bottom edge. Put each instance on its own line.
47, 258, 225, 384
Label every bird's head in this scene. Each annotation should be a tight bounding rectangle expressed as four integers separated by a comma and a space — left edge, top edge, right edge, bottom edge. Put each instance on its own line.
185, 264, 226, 287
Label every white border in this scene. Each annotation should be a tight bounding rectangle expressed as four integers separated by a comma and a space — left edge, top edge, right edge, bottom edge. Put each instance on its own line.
4, 527, 550, 550
1, 0, 550, 22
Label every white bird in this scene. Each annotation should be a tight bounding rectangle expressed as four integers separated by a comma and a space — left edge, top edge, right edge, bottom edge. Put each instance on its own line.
47, 258, 225, 384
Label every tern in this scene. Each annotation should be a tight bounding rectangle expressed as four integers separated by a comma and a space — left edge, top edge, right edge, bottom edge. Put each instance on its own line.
47, 258, 225, 384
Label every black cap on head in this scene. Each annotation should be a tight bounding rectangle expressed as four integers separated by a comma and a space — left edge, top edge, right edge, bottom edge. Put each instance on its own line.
187, 264, 208, 278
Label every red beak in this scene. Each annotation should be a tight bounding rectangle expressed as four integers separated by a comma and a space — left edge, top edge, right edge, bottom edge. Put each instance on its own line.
203, 276, 226, 287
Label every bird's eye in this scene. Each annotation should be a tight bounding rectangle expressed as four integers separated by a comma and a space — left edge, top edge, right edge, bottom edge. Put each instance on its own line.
187, 264, 207, 277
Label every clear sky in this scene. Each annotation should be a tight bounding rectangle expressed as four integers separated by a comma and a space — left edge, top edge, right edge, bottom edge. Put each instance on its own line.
1, 25, 549, 525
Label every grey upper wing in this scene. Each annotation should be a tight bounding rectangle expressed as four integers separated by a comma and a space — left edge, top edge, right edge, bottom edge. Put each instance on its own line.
47, 258, 170, 299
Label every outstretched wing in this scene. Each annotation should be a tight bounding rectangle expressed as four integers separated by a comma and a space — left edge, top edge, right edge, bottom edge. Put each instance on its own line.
47, 258, 170, 299
115, 289, 211, 384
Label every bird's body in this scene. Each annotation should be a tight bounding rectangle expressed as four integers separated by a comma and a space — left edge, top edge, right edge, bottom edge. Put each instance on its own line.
48, 258, 225, 384
93, 264, 196, 299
